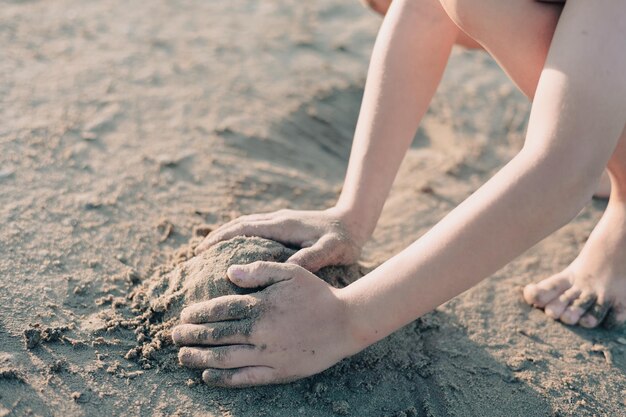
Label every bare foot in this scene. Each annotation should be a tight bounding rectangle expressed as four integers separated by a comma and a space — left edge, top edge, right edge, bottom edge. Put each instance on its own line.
523, 204, 626, 328
593, 170, 611, 200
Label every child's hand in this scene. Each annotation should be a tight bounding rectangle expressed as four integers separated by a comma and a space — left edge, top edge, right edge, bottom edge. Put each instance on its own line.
172, 261, 360, 387
195, 208, 365, 272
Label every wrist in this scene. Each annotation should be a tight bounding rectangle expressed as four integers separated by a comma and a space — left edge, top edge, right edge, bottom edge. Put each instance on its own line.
336, 285, 380, 354
327, 204, 377, 246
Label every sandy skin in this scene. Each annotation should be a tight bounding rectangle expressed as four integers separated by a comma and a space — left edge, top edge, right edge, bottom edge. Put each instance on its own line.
173, 262, 355, 387
174, 0, 626, 388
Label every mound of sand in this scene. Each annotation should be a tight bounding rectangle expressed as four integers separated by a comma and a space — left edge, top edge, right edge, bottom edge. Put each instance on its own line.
121, 236, 363, 363
145, 236, 361, 319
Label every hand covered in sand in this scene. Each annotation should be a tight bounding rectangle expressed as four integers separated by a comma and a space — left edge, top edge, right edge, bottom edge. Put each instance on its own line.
195, 208, 364, 272
172, 261, 359, 387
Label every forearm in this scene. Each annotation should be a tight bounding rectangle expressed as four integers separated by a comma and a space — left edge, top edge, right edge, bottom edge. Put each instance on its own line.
335, 0, 458, 238
341, 150, 599, 347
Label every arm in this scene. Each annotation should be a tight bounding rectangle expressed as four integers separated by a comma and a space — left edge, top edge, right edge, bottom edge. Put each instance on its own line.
343, 0, 626, 347
336, 0, 459, 238
195, 0, 459, 270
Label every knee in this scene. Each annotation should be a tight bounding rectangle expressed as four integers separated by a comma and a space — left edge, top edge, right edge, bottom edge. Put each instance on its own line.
437, 0, 484, 35
363, 0, 451, 21
360, 0, 392, 15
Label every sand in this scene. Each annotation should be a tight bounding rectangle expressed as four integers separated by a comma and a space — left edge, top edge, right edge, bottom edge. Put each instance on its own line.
107, 236, 364, 367
1, 0, 625, 416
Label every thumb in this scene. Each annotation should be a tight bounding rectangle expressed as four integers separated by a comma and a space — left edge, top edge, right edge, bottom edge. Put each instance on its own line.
286, 235, 337, 273
227, 261, 297, 288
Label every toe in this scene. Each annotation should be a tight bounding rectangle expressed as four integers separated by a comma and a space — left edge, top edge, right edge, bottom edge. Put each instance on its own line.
523, 273, 571, 308
544, 286, 581, 319
603, 304, 626, 329
579, 301, 610, 328
560, 292, 596, 325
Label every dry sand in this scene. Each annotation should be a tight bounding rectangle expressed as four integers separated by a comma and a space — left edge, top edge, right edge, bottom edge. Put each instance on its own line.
1, 1, 625, 416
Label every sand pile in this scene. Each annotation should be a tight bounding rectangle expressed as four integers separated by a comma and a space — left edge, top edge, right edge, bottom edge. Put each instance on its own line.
117, 236, 363, 365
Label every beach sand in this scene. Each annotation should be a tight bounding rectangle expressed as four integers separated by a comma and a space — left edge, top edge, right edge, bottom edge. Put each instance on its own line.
1, 1, 625, 416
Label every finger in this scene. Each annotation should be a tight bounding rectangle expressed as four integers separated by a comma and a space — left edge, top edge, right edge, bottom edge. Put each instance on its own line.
202, 366, 277, 388
172, 322, 252, 346
544, 286, 581, 319
215, 213, 279, 233
218, 213, 279, 230
195, 220, 282, 254
194, 219, 246, 254
560, 292, 596, 325
603, 304, 626, 329
178, 345, 258, 369
227, 261, 298, 288
579, 301, 611, 328
286, 234, 342, 273
523, 273, 571, 308
180, 296, 258, 324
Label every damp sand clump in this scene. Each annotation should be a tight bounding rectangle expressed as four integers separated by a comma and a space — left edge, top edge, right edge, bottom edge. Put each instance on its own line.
122, 236, 363, 364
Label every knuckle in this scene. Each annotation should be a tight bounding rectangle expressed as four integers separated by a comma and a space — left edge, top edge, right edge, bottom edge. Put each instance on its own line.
281, 218, 298, 228
200, 326, 216, 341
294, 257, 317, 272
227, 224, 247, 236
210, 302, 226, 318
287, 258, 306, 269
227, 300, 246, 318
249, 260, 268, 274
200, 350, 213, 364
327, 231, 343, 242
212, 348, 230, 364
240, 372, 256, 385
282, 262, 301, 273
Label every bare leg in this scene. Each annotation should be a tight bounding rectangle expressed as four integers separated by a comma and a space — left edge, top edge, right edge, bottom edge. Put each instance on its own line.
436, 0, 626, 327
360, 0, 482, 49
363, 0, 613, 199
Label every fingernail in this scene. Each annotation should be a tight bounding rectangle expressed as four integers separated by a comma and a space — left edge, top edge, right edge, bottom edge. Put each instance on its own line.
171, 327, 182, 344
228, 265, 245, 280
203, 370, 222, 385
